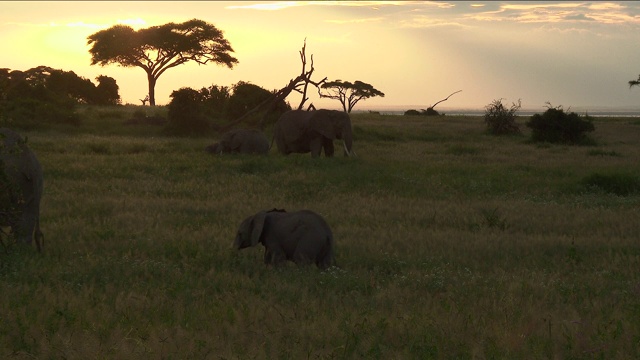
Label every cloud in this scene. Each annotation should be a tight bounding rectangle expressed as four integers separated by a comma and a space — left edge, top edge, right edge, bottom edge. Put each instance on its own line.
226, 1, 301, 11
466, 2, 640, 24
226, 1, 456, 11
325, 17, 384, 25
588, 3, 624, 11
399, 16, 470, 29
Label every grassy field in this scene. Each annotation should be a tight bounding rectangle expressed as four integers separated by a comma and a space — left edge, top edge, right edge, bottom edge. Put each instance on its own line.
1, 106, 639, 359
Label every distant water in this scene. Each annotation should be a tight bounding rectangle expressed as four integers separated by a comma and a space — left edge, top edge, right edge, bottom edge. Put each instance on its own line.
357, 107, 640, 117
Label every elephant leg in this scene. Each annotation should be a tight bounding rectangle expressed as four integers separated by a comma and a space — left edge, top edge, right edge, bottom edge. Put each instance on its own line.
264, 247, 286, 266
293, 252, 313, 267
18, 201, 37, 247
309, 137, 323, 158
322, 137, 335, 157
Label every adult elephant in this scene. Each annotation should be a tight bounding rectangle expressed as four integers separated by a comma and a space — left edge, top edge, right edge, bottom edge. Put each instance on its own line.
205, 129, 269, 155
233, 208, 336, 269
274, 109, 354, 157
0, 128, 44, 251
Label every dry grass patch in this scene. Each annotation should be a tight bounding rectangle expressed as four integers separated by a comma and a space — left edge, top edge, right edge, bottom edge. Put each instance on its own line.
1, 111, 639, 358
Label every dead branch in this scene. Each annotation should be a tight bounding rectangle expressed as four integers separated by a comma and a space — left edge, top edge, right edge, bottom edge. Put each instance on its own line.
219, 39, 326, 131
429, 90, 462, 110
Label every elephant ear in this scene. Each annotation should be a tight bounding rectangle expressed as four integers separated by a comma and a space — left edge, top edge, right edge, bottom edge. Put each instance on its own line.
250, 211, 268, 247
309, 110, 343, 140
227, 130, 244, 151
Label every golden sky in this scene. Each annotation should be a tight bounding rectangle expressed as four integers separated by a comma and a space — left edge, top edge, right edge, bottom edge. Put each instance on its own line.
3, 1, 640, 111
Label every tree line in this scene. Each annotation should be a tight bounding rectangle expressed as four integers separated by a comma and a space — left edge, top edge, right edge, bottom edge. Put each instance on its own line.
0, 66, 120, 127
86, 19, 384, 114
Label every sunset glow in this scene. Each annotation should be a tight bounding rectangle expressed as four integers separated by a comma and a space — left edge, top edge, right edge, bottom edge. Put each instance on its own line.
3, 1, 640, 111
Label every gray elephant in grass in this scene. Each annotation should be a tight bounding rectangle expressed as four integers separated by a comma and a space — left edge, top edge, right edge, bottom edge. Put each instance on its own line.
233, 209, 336, 269
0, 128, 44, 251
274, 109, 355, 157
205, 129, 269, 155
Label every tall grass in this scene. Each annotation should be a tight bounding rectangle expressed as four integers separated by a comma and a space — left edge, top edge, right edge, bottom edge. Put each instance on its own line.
1, 108, 639, 358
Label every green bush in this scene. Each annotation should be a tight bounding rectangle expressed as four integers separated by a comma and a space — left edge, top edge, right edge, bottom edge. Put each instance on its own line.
164, 88, 211, 136
1, 97, 80, 129
581, 172, 640, 196
483, 99, 521, 135
526, 104, 595, 144
226, 81, 290, 126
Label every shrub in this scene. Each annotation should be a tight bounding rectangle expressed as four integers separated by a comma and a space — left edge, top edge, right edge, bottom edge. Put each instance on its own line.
403, 108, 442, 116
164, 88, 211, 136
226, 81, 290, 126
526, 104, 595, 144
581, 172, 640, 196
483, 99, 521, 135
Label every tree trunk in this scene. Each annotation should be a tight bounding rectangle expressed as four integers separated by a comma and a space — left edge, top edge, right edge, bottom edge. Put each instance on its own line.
147, 72, 157, 106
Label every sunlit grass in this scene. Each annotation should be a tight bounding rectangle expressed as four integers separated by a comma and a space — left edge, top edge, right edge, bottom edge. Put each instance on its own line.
1, 109, 639, 358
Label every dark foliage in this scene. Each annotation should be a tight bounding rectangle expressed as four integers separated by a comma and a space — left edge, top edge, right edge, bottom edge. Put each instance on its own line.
200, 85, 231, 120
404, 109, 421, 116
94, 75, 121, 105
225, 82, 290, 126
164, 88, 210, 136
125, 108, 167, 126
403, 108, 442, 116
320, 79, 384, 113
164, 81, 290, 135
0, 66, 120, 129
526, 104, 595, 144
87, 19, 238, 106
484, 99, 521, 135
582, 172, 640, 196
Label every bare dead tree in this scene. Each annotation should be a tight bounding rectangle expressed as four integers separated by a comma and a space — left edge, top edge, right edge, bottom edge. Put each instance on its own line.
423, 90, 462, 115
220, 39, 326, 131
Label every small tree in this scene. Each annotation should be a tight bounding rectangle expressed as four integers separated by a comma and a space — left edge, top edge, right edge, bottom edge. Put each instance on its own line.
526, 103, 595, 144
87, 19, 238, 106
200, 85, 231, 120
94, 75, 121, 105
320, 80, 384, 113
483, 99, 521, 135
164, 87, 209, 136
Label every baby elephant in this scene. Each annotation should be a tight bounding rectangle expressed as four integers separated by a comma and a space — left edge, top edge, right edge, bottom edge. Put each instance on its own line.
233, 209, 336, 269
205, 129, 269, 155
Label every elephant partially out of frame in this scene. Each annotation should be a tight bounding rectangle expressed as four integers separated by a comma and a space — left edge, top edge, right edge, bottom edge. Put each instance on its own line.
205, 129, 269, 155
233, 208, 336, 269
0, 128, 44, 251
274, 109, 354, 158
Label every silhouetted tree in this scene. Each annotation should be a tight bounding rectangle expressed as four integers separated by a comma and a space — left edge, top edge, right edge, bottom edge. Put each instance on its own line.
165, 87, 209, 136
320, 80, 384, 113
87, 19, 238, 106
200, 85, 231, 120
94, 75, 121, 105
225, 82, 290, 125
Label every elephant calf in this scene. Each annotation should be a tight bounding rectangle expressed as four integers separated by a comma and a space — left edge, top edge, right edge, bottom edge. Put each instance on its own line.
0, 128, 44, 251
205, 129, 269, 155
234, 208, 336, 269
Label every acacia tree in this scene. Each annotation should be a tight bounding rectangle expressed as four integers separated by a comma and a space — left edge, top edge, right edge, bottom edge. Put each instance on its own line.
319, 80, 384, 113
87, 19, 238, 106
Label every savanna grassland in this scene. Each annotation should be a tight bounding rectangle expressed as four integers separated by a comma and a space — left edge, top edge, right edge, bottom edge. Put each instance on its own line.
1, 106, 639, 359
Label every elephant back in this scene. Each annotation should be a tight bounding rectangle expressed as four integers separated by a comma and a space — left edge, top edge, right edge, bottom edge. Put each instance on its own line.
276, 110, 312, 142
